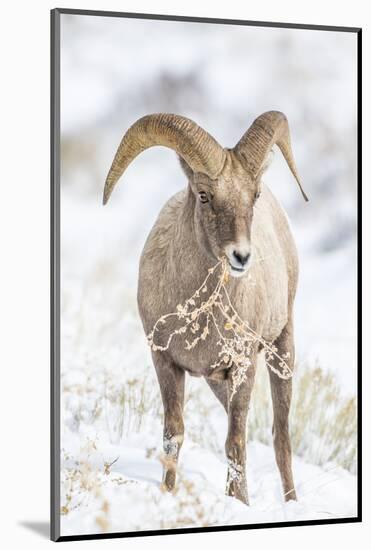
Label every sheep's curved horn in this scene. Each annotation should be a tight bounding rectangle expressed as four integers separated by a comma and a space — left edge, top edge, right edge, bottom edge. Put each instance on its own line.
103, 114, 226, 204
234, 111, 308, 202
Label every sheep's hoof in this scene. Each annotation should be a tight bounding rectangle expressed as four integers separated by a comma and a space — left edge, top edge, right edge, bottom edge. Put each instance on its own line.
284, 488, 297, 502
161, 469, 176, 493
227, 479, 249, 505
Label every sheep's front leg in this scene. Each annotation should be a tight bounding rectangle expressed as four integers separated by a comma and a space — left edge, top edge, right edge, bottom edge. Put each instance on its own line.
152, 351, 185, 492
225, 361, 256, 505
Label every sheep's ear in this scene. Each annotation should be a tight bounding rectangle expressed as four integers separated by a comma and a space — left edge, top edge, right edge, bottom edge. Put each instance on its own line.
178, 155, 194, 180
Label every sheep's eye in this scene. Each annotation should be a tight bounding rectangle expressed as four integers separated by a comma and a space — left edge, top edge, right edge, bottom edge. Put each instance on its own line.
199, 191, 209, 203
254, 190, 261, 202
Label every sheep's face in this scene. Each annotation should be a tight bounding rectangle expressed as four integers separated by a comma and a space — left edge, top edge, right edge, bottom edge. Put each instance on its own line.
187, 153, 261, 278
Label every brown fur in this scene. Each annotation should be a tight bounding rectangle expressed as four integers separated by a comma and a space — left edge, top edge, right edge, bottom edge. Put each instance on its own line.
137, 149, 298, 504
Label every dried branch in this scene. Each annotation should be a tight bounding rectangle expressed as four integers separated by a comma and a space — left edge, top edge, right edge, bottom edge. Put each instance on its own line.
147, 258, 292, 401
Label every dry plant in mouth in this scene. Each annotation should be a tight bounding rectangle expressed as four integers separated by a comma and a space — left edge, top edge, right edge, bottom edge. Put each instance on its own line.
147, 257, 292, 400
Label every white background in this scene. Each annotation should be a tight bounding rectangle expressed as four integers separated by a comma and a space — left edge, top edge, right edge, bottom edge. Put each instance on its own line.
0, 0, 368, 548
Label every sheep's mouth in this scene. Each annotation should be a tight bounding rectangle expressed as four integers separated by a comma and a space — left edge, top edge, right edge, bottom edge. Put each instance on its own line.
228, 263, 248, 277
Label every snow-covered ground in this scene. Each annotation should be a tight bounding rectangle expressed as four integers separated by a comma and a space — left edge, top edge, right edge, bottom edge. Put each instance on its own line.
61, 436, 356, 536
59, 14, 358, 536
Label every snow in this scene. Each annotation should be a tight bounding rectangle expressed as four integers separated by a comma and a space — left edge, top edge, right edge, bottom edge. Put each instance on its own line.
59, 14, 358, 536
61, 434, 357, 536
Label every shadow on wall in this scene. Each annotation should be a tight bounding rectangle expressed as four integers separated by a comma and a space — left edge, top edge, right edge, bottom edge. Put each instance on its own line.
18, 521, 49, 539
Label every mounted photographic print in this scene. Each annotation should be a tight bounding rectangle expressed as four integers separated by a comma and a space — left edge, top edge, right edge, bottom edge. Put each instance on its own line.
51, 8, 361, 542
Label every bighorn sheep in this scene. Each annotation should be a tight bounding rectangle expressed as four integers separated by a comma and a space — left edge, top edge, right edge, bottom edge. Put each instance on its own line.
103, 111, 307, 505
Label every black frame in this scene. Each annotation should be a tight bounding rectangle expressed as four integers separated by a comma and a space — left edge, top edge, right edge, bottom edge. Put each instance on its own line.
51, 7, 362, 542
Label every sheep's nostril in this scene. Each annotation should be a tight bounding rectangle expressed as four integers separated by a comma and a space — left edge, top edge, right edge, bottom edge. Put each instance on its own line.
233, 251, 250, 266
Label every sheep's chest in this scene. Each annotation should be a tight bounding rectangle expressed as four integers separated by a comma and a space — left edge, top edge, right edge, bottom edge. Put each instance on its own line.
150, 313, 237, 379
139, 245, 290, 380
145, 281, 273, 380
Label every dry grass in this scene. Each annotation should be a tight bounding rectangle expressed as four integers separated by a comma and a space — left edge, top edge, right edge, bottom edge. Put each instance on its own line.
249, 359, 357, 473
185, 358, 357, 474
62, 358, 357, 479
103, 375, 162, 442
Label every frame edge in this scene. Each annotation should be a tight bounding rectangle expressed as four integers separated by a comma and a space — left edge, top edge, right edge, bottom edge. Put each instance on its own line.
51, 7, 61, 543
